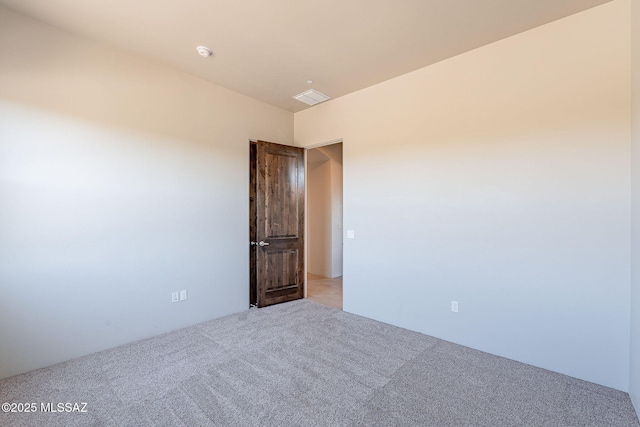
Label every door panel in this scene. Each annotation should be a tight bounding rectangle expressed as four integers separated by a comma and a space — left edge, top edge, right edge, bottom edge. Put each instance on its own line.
250, 140, 304, 308
264, 151, 300, 238
265, 249, 299, 289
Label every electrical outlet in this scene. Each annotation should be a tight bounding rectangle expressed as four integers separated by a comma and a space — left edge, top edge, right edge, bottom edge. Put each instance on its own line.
347, 230, 355, 239
451, 301, 459, 313
180, 289, 187, 301
171, 292, 179, 303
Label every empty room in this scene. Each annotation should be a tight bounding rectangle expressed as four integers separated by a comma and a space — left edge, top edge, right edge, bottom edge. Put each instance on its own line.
1, 0, 640, 425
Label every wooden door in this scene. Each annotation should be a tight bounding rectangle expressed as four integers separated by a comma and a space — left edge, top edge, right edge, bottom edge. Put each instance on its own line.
250, 140, 305, 308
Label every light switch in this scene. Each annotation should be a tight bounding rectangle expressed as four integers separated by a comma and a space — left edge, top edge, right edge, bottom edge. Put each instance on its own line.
347, 230, 355, 239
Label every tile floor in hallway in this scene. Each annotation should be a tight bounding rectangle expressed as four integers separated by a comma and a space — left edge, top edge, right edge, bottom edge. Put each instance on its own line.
306, 273, 342, 309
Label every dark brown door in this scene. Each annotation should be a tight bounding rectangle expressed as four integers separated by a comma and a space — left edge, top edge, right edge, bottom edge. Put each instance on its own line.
250, 140, 305, 308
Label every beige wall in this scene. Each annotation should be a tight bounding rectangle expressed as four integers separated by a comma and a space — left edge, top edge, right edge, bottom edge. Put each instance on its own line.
631, 0, 640, 413
0, 7, 293, 379
296, 0, 631, 391
307, 144, 343, 278
308, 155, 331, 277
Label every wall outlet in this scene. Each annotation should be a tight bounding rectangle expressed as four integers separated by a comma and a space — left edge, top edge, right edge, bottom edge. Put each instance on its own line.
347, 230, 355, 239
180, 289, 188, 301
451, 301, 459, 313
171, 291, 179, 303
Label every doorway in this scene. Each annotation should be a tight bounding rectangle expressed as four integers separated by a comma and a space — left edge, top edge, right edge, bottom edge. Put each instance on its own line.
249, 140, 305, 308
306, 142, 343, 309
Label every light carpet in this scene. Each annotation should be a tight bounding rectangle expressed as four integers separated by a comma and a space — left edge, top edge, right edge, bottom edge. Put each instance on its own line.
0, 299, 638, 426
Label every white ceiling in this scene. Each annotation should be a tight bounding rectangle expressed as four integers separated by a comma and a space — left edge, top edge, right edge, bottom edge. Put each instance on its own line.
0, 0, 613, 113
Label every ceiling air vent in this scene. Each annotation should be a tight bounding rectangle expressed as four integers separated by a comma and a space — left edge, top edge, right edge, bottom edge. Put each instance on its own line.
293, 89, 331, 106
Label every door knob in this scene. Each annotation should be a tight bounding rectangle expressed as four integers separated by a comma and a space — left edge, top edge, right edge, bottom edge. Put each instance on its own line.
258, 241, 270, 247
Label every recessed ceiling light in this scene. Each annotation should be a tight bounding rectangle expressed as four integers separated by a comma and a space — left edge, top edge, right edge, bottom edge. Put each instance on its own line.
196, 46, 213, 57
306, 79, 314, 84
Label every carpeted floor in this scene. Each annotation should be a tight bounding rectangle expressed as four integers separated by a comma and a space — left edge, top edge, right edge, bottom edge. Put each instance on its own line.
0, 299, 638, 426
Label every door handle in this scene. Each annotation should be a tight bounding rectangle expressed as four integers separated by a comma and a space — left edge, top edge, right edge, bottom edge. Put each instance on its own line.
258, 241, 270, 247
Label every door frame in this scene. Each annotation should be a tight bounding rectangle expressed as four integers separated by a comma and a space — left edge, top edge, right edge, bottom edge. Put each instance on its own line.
249, 138, 343, 306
